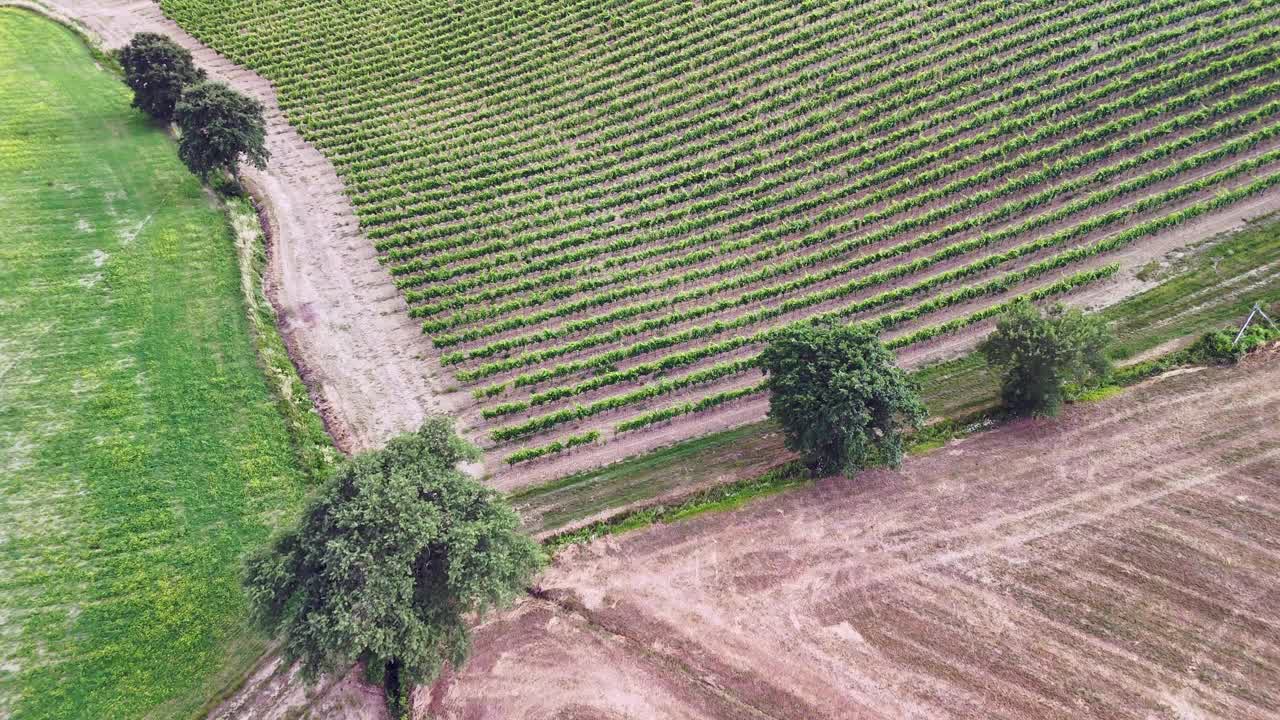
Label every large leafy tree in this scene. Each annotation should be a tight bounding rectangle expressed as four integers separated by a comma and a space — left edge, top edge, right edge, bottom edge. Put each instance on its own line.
244, 417, 542, 714
980, 299, 1112, 416
760, 319, 926, 475
118, 33, 205, 122
174, 81, 269, 179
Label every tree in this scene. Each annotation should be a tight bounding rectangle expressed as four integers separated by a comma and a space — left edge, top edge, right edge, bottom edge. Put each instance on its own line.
759, 319, 926, 475
979, 299, 1111, 416
243, 417, 542, 715
174, 81, 269, 179
118, 33, 206, 122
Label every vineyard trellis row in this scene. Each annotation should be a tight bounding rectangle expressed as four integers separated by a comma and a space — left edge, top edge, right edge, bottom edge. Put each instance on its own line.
159, 0, 1280, 470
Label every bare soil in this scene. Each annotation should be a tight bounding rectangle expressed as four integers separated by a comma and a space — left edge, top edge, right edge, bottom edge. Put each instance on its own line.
28, 0, 462, 454
428, 349, 1280, 719
206, 657, 388, 720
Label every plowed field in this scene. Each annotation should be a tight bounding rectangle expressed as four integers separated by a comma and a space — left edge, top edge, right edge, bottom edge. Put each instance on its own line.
428, 351, 1280, 719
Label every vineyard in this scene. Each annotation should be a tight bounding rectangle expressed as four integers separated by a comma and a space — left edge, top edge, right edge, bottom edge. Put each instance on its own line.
159, 0, 1280, 479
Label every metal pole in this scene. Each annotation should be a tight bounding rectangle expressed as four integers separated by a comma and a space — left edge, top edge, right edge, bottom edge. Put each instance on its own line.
1232, 306, 1259, 348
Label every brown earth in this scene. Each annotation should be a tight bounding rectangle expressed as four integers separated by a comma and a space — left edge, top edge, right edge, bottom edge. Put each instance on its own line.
428, 349, 1280, 719
18, 0, 462, 454
206, 656, 388, 720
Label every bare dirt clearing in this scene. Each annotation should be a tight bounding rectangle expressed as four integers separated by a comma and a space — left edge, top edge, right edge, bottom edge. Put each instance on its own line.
17, 0, 458, 453
428, 351, 1280, 719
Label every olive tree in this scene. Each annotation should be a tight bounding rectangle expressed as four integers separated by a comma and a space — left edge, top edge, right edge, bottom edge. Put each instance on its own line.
980, 299, 1111, 416
174, 81, 269, 179
244, 417, 542, 715
760, 319, 926, 475
118, 33, 205, 122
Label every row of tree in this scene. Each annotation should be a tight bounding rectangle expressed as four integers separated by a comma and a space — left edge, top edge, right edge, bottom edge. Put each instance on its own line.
118, 33, 268, 180
760, 299, 1111, 474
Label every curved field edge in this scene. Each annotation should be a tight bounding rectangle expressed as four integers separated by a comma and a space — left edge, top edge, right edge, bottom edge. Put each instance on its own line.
516, 213, 1280, 537
224, 196, 339, 486
151, 0, 1280, 483
0, 10, 331, 719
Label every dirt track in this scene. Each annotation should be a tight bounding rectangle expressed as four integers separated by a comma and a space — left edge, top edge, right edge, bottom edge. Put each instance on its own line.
20, 0, 458, 453
427, 351, 1280, 719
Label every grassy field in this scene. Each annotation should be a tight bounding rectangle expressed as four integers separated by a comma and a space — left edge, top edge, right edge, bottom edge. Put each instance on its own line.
0, 10, 317, 719
518, 215, 1280, 535
156, 0, 1280, 477
1107, 216, 1280, 357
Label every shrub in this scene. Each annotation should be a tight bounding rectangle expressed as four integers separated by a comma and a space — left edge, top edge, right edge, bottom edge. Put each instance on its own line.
1187, 323, 1279, 363
980, 299, 1111, 416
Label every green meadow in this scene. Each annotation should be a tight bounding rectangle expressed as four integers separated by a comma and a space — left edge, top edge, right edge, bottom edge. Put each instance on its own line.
0, 10, 313, 719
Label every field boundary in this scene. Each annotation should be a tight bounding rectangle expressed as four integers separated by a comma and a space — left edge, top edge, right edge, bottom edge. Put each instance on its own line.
36, 0, 461, 456
0, 0, 116, 69
225, 194, 338, 482
519, 211, 1280, 539
430, 350, 1280, 717
525, 325, 1280, 547
533, 338, 1272, 548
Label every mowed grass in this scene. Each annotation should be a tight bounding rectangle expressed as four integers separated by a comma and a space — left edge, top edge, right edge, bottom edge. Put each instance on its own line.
1105, 216, 1280, 358
0, 11, 308, 719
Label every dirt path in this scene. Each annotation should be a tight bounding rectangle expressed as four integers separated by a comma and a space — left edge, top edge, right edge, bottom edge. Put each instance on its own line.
20, 0, 460, 454
428, 349, 1280, 719
204, 656, 387, 720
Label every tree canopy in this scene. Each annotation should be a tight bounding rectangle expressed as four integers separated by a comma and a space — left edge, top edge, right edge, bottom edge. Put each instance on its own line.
243, 417, 541, 712
759, 319, 926, 475
118, 32, 205, 122
174, 81, 269, 179
980, 299, 1112, 416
